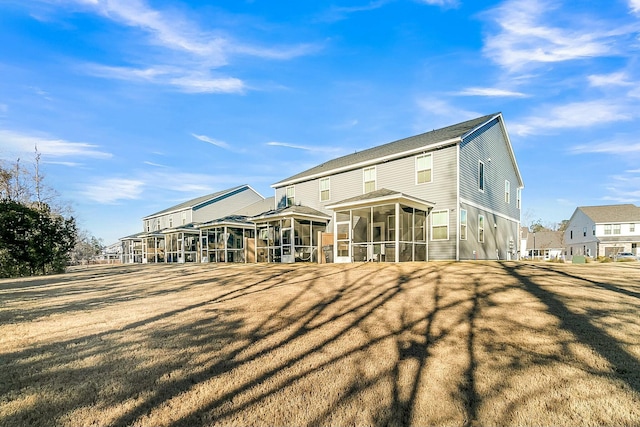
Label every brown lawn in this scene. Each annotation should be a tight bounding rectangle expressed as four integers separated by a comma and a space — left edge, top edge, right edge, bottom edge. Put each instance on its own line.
0, 261, 639, 427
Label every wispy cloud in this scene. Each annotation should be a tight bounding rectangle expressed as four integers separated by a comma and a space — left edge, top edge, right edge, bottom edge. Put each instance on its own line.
511, 100, 635, 136
0, 129, 112, 160
482, 0, 636, 72
56, 0, 318, 92
83, 65, 245, 94
588, 71, 634, 87
316, 1, 388, 22
416, 98, 480, 126
191, 133, 232, 150
570, 138, 640, 155
418, 0, 459, 7
266, 141, 343, 154
80, 178, 145, 204
456, 87, 528, 97
630, 0, 640, 14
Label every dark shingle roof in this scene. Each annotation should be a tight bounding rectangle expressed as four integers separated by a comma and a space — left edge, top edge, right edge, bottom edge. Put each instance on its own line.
143, 185, 250, 219
273, 113, 499, 186
526, 230, 563, 250
579, 204, 640, 223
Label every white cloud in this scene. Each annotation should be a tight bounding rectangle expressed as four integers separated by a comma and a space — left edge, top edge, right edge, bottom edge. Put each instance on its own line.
191, 133, 231, 150
418, 0, 459, 6
266, 141, 344, 154
456, 87, 528, 97
416, 98, 480, 123
0, 129, 112, 160
81, 178, 145, 204
84, 64, 245, 94
570, 140, 640, 155
630, 0, 640, 14
511, 100, 635, 136
588, 72, 634, 87
482, 0, 633, 72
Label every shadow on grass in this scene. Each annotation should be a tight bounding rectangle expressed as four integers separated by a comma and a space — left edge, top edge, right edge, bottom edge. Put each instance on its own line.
1, 261, 639, 427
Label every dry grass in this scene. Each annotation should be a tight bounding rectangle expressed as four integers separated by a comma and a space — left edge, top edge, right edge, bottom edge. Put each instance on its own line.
1, 261, 639, 427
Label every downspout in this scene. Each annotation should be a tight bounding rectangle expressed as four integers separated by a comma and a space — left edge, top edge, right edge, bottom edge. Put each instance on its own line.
395, 203, 400, 263
456, 142, 461, 261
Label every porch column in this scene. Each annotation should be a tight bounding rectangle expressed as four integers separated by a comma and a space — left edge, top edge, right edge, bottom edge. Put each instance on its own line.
395, 203, 400, 263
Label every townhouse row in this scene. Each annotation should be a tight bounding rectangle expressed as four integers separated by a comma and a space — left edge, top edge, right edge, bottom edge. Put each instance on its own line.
121, 113, 525, 263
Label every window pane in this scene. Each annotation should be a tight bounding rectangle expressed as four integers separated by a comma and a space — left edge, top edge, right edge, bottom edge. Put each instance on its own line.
417, 169, 431, 184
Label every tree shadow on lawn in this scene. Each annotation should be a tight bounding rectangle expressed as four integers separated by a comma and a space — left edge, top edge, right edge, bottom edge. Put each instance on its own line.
2, 262, 639, 427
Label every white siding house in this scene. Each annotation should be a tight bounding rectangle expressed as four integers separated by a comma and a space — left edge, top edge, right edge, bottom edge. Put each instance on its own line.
564, 204, 640, 259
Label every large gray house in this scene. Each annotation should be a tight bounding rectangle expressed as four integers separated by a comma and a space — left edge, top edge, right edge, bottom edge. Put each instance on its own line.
121, 113, 524, 263
272, 112, 524, 262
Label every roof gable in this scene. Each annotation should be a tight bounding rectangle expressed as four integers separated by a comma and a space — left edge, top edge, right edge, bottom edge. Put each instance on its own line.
143, 185, 255, 219
578, 204, 640, 223
272, 113, 500, 187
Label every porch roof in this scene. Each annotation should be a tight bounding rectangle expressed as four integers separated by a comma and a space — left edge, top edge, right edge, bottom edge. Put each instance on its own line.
325, 188, 435, 212
251, 204, 331, 223
160, 222, 201, 235
198, 214, 255, 229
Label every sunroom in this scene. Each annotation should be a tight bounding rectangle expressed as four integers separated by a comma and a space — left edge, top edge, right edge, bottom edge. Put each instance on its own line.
326, 189, 434, 263
161, 224, 200, 263
198, 215, 256, 263
251, 205, 330, 263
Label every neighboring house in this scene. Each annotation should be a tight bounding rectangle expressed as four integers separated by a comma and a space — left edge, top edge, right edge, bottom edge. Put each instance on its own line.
121, 185, 265, 263
271, 113, 524, 262
521, 228, 564, 260
564, 204, 640, 259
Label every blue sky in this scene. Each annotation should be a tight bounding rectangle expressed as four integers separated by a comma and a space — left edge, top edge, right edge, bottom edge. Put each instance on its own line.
1, 0, 640, 244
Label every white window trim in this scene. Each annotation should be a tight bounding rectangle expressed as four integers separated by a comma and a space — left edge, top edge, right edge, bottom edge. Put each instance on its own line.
478, 214, 485, 243
431, 210, 449, 241
460, 209, 467, 241
516, 188, 521, 209
505, 180, 511, 204
286, 185, 295, 206
319, 177, 330, 202
478, 160, 485, 193
415, 153, 433, 185
363, 166, 376, 193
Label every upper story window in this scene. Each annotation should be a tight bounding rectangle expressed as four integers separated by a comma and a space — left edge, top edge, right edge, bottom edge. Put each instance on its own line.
592, 225, 596, 236
319, 178, 330, 201
478, 215, 485, 243
631, 223, 636, 233
416, 154, 432, 184
181, 211, 187, 225
516, 188, 521, 209
363, 166, 376, 193
583, 227, 587, 237
286, 186, 295, 206
169, 216, 173, 228
505, 180, 511, 204
431, 210, 449, 240
613, 224, 621, 234
460, 209, 467, 240
478, 161, 485, 192
604, 224, 611, 235
145, 220, 150, 232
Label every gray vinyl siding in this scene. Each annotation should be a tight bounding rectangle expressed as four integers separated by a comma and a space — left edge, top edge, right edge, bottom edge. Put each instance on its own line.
459, 203, 519, 260
192, 187, 263, 223
274, 144, 460, 259
459, 119, 520, 220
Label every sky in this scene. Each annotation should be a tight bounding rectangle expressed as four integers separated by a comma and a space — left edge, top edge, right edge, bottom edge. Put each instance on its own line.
1, 0, 640, 244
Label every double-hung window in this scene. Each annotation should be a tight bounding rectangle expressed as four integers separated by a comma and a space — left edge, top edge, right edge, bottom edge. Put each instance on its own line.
319, 178, 330, 201
517, 188, 521, 209
286, 186, 295, 206
478, 215, 485, 243
363, 167, 376, 193
604, 224, 612, 235
416, 154, 432, 184
478, 161, 485, 192
505, 180, 511, 204
460, 209, 467, 240
613, 224, 621, 234
431, 210, 449, 240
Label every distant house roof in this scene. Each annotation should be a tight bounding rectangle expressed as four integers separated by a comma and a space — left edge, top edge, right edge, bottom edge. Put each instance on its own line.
272, 114, 500, 187
143, 185, 259, 219
232, 196, 275, 217
199, 215, 254, 228
578, 204, 640, 223
526, 230, 563, 250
